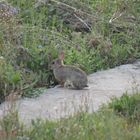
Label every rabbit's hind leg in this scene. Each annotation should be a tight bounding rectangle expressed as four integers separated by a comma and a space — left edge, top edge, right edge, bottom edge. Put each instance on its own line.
64, 80, 74, 89
72, 82, 84, 90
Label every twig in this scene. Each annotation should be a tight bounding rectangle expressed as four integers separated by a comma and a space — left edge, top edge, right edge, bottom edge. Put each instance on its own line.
50, 0, 92, 31
74, 13, 92, 31
109, 11, 125, 23
34, 0, 104, 22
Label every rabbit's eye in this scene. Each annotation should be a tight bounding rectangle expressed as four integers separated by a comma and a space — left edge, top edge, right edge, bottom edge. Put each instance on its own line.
52, 61, 55, 64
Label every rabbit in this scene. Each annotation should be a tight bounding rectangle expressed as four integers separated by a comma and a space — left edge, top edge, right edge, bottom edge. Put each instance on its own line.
51, 52, 88, 89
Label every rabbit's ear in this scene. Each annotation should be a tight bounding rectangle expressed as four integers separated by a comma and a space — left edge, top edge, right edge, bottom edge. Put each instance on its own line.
59, 51, 65, 60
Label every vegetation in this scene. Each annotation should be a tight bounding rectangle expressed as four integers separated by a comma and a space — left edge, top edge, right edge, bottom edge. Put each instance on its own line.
0, 92, 140, 140
109, 93, 140, 123
0, 0, 140, 100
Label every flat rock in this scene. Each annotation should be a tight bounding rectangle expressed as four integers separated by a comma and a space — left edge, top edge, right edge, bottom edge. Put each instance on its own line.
0, 60, 140, 125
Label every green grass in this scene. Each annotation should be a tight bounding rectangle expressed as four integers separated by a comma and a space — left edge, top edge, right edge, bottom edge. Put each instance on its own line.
0, 92, 140, 140
26, 111, 139, 140
109, 93, 140, 123
0, 0, 140, 99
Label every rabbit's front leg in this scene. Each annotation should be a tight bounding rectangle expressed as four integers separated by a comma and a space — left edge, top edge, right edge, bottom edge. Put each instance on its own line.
56, 81, 64, 88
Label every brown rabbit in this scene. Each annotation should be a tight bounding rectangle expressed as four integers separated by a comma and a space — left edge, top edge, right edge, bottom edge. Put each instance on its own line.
51, 52, 88, 89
